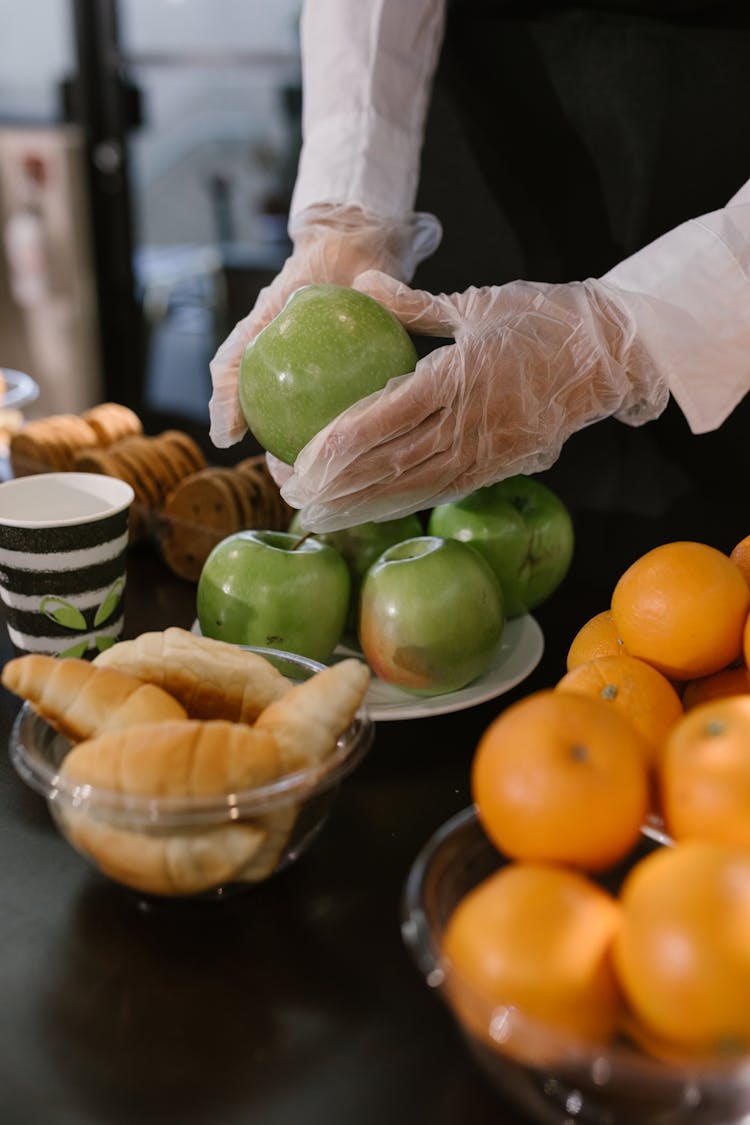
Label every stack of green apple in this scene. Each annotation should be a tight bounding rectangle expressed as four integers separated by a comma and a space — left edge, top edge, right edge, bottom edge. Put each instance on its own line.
196, 282, 574, 696
195, 475, 573, 697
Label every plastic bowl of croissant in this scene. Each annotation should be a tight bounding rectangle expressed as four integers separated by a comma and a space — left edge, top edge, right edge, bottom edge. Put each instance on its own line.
6, 627, 374, 900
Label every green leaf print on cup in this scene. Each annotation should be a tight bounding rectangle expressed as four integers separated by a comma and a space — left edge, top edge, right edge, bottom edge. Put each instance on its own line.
40, 597, 88, 631
39, 579, 125, 659
94, 578, 124, 627
59, 640, 90, 659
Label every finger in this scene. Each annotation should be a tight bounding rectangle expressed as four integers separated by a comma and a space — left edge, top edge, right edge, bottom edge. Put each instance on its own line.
353, 270, 459, 337
265, 452, 293, 489
288, 439, 469, 532
207, 277, 296, 448
208, 320, 251, 447
280, 350, 463, 525
289, 346, 455, 487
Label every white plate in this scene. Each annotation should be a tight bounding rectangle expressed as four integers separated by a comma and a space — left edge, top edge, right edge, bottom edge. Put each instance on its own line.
0, 368, 39, 411
336, 614, 543, 721
192, 614, 544, 723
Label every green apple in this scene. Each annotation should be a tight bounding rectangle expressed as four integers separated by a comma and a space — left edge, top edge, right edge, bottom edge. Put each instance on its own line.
427, 476, 574, 618
239, 283, 418, 465
288, 510, 424, 631
196, 529, 350, 663
358, 536, 505, 696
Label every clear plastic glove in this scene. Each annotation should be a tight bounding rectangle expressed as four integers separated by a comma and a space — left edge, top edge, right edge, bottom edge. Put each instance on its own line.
270, 270, 669, 532
208, 204, 441, 447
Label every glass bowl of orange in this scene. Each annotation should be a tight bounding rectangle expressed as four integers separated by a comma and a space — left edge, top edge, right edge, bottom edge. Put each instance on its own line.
402, 805, 750, 1125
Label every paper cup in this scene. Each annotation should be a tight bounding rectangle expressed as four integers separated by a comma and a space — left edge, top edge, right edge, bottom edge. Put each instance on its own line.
0, 472, 134, 658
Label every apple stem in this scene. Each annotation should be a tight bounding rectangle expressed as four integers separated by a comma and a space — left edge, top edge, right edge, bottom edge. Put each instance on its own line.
291, 530, 313, 550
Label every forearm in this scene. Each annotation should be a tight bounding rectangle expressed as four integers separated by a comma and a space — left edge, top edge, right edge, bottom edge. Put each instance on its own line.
602, 181, 750, 434
290, 0, 447, 222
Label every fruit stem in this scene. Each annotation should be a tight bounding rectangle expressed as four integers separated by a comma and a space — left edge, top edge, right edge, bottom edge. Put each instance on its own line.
291, 530, 313, 550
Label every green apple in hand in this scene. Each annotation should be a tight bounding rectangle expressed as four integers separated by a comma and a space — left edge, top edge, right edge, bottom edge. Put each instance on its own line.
239, 283, 418, 465
288, 510, 423, 631
196, 530, 350, 663
427, 475, 574, 618
358, 536, 505, 696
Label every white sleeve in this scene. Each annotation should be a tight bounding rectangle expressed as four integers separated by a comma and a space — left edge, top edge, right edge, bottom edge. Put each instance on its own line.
289, 0, 447, 222
601, 179, 750, 434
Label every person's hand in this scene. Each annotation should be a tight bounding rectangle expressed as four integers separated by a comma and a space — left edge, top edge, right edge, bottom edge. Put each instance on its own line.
208, 204, 441, 447
270, 270, 669, 531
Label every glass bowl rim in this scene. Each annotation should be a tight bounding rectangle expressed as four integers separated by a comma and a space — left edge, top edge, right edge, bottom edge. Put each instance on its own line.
9, 644, 374, 828
0, 367, 39, 410
401, 804, 750, 1084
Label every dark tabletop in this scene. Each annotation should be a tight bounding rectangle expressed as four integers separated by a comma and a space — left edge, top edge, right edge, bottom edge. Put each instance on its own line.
0, 410, 746, 1125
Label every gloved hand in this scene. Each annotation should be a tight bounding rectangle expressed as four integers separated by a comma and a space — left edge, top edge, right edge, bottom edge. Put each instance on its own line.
269, 270, 669, 531
208, 204, 442, 447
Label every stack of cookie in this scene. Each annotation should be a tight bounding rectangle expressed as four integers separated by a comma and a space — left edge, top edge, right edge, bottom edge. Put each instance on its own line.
8, 402, 294, 576
74, 430, 207, 542
9, 402, 143, 475
157, 455, 293, 582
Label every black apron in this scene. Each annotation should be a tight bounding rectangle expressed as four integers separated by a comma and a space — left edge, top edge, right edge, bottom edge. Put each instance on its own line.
414, 1, 750, 501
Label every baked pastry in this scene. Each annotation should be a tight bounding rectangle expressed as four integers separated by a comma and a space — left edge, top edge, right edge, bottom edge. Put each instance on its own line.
94, 627, 293, 722
60, 718, 284, 795
58, 717, 278, 896
8, 402, 143, 477
240, 657, 372, 880
8, 633, 371, 896
158, 455, 293, 582
57, 718, 283, 896
60, 816, 266, 898
255, 657, 371, 771
1, 653, 187, 741
74, 429, 207, 541
81, 402, 142, 445
10, 413, 100, 475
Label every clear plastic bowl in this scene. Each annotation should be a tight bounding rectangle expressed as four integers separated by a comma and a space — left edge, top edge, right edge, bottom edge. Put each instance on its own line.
401, 805, 750, 1125
10, 645, 374, 901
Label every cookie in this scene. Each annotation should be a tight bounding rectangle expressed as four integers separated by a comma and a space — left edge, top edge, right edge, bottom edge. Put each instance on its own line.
10, 414, 99, 476
82, 402, 143, 446
157, 456, 292, 583
158, 467, 247, 582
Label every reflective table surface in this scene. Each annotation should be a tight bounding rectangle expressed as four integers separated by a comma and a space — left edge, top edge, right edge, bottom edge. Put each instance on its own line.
0, 411, 746, 1125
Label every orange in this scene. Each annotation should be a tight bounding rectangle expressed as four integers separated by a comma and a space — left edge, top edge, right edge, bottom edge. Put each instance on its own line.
730, 533, 750, 591
565, 609, 626, 671
660, 695, 750, 848
610, 540, 750, 681
556, 653, 683, 766
472, 690, 651, 872
443, 861, 622, 1062
681, 665, 750, 710
743, 613, 750, 671
613, 840, 750, 1058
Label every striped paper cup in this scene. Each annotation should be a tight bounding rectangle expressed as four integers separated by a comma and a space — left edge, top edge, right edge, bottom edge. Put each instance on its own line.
0, 472, 134, 658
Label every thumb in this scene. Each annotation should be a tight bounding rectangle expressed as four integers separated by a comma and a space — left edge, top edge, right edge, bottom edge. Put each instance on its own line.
353, 270, 459, 337
265, 451, 293, 490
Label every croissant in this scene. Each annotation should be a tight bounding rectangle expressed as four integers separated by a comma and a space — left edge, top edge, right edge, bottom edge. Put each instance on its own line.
60, 719, 283, 796
254, 658, 371, 773
234, 805, 299, 884
20, 649, 371, 895
1, 654, 186, 742
94, 627, 292, 722
60, 813, 267, 897
58, 720, 286, 895
242, 659, 371, 880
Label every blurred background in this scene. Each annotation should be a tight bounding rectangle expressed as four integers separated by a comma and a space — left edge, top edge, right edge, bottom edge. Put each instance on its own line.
0, 0, 302, 444
3, 0, 747, 493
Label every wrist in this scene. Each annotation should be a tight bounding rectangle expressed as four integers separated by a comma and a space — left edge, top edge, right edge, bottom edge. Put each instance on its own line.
290, 203, 442, 282
583, 279, 669, 427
